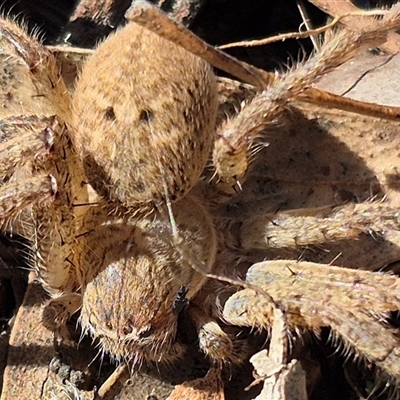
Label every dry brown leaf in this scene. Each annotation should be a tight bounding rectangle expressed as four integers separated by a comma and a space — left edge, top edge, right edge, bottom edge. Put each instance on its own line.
166, 368, 225, 400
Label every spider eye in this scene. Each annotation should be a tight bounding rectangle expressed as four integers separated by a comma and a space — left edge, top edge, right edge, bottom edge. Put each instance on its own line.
105, 321, 113, 330
123, 324, 133, 335
137, 325, 154, 339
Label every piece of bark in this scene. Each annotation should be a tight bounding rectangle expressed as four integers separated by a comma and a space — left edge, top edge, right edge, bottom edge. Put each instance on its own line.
1, 274, 61, 399
0, 273, 96, 400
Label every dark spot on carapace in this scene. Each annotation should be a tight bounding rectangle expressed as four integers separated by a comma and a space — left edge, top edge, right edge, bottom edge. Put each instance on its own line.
83, 155, 122, 207
183, 109, 191, 124
139, 109, 154, 123
188, 139, 195, 151
132, 180, 145, 194
105, 321, 113, 330
104, 106, 116, 121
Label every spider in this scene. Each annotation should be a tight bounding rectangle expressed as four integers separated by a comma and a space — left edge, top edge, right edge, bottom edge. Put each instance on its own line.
2, 1, 400, 398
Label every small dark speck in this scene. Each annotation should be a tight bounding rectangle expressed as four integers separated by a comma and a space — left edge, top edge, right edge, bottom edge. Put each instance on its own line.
368, 47, 384, 56
123, 324, 133, 335
172, 286, 189, 315
104, 106, 116, 120
139, 109, 154, 123
105, 321, 113, 330
337, 189, 356, 202
320, 165, 330, 176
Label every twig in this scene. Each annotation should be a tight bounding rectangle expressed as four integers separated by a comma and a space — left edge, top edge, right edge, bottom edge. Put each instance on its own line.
96, 364, 127, 398
218, 10, 386, 50
296, 0, 320, 51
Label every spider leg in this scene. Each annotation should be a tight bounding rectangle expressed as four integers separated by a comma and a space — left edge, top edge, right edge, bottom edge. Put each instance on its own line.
212, 5, 400, 189
0, 116, 55, 175
0, 174, 56, 221
0, 115, 60, 226
0, 117, 89, 337
0, 19, 89, 325
0, 115, 88, 293
186, 304, 249, 365
41, 293, 83, 337
223, 201, 400, 250
224, 260, 400, 383
0, 17, 73, 123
